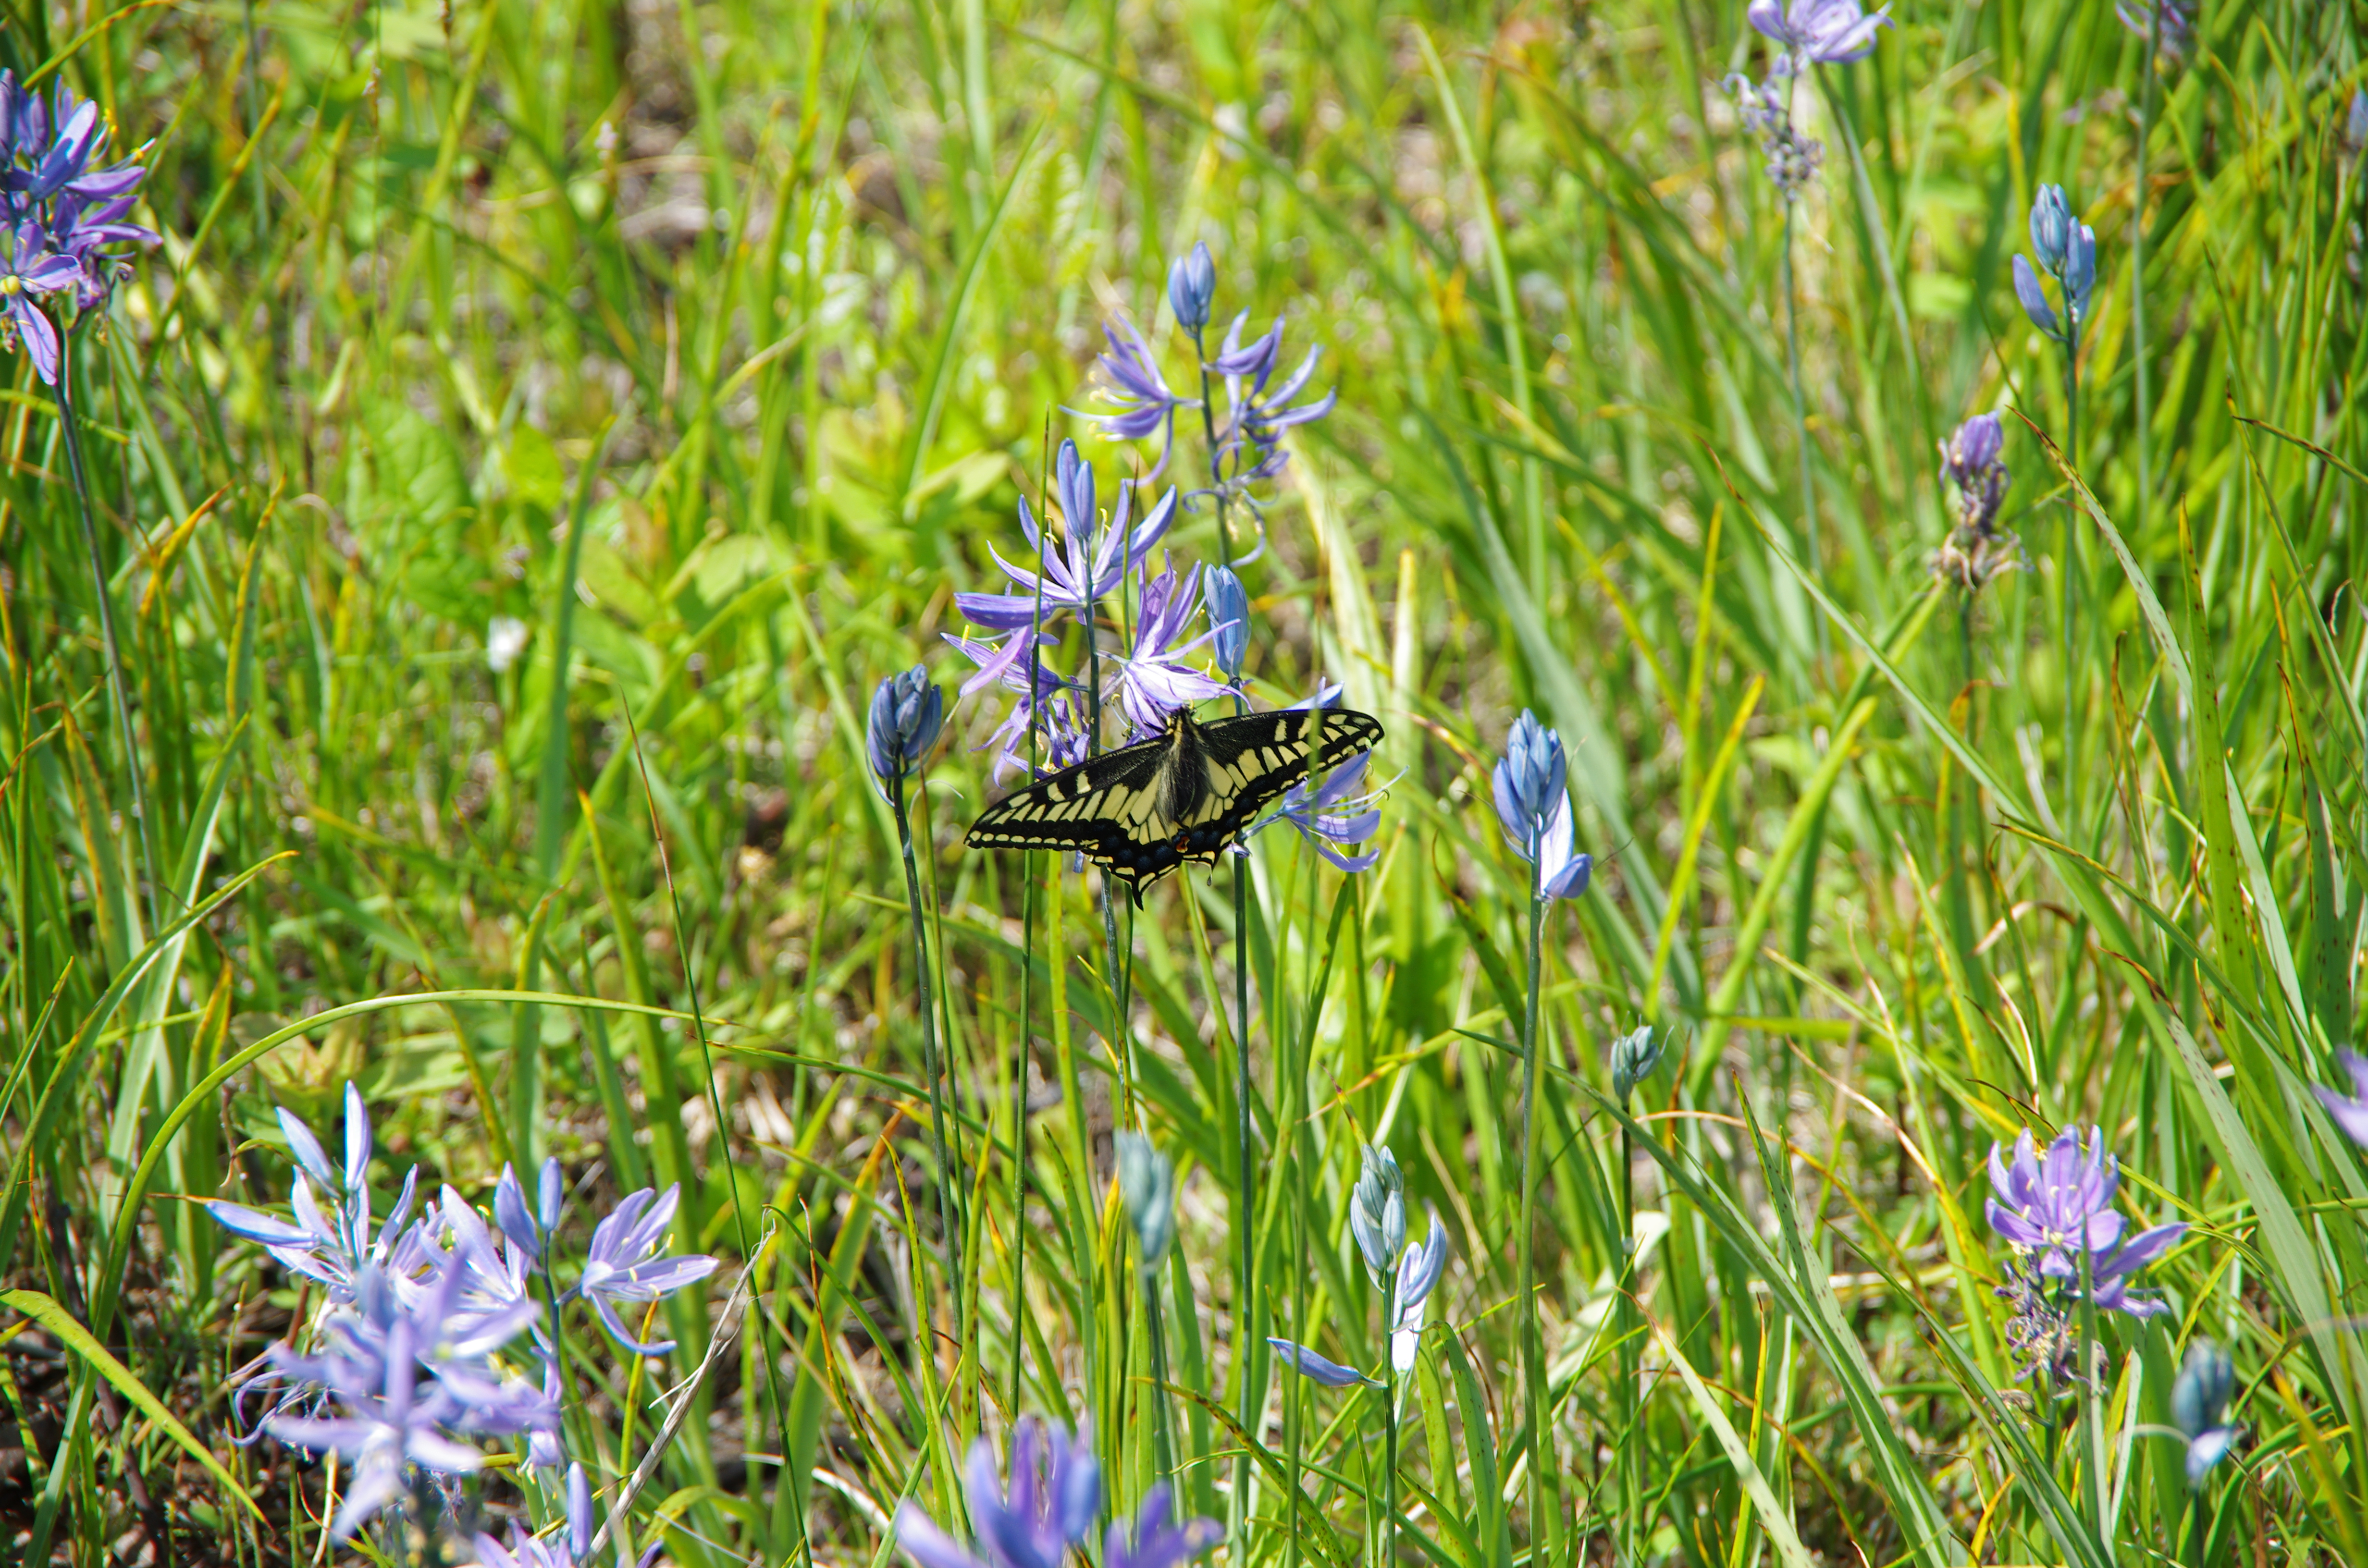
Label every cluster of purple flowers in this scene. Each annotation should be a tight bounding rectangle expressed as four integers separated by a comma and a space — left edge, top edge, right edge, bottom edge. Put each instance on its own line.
0, 73, 157, 383
1984, 1126, 2186, 1382
2116, 0, 2195, 60
1931, 412, 2022, 592
1082, 240, 1335, 517
207, 1085, 716, 1542
893, 1418, 1218, 1568
944, 244, 1379, 870
1724, 0, 1890, 199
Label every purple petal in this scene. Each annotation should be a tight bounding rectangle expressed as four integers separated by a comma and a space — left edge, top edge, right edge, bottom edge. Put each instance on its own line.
2315, 1074, 2368, 1150
894, 1501, 989, 1568
589, 1290, 676, 1356
1267, 1336, 1376, 1388
278, 1106, 340, 1193
206, 1200, 317, 1248
2099, 1220, 2186, 1278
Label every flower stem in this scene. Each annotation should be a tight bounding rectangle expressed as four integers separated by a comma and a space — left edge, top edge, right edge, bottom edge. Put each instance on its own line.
2076, 1243, 2108, 1551
1142, 1260, 1179, 1485
1382, 1363, 1400, 1567
53, 319, 159, 932
2061, 312, 2082, 831
1516, 837, 1552, 1561
1198, 333, 1262, 1548
1617, 1119, 1638, 1566
891, 769, 963, 1300
2134, 3, 2162, 552
1779, 198, 1825, 673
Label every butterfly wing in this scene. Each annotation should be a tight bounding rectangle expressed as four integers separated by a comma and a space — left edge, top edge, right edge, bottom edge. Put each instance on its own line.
965, 735, 1184, 885
966, 707, 1384, 892
1186, 708, 1385, 834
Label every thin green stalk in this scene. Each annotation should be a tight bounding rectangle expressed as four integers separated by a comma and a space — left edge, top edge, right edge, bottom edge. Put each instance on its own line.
1516, 832, 1552, 1563
1779, 198, 1825, 672
1617, 1120, 1638, 1568
1196, 327, 1261, 1549
2077, 1245, 2107, 1552
1141, 1259, 1179, 1485
1382, 1361, 1400, 1567
2134, 4, 2162, 550
891, 768, 964, 1301
2061, 309, 2082, 828
53, 319, 158, 934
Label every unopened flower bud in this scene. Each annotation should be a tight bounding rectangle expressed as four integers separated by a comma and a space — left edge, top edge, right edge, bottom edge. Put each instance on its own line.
1114, 1132, 1176, 1267
1168, 241, 1216, 332
1610, 1025, 1665, 1104
865, 666, 943, 787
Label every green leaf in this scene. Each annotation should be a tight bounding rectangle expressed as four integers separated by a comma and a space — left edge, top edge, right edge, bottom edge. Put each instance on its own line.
0, 1290, 264, 1522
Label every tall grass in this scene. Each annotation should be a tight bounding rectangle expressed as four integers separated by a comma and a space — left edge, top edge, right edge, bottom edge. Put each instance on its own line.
2, 0, 2366, 1565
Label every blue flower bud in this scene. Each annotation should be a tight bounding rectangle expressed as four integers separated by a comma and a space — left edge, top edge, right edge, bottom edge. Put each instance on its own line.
1056, 438, 1096, 549
2062, 220, 2097, 321
2349, 90, 2368, 155
2012, 253, 2059, 339
2172, 1340, 2233, 1439
1207, 565, 1249, 681
1491, 710, 1567, 851
1943, 414, 2004, 486
1114, 1131, 1176, 1267
1609, 1025, 1665, 1104
2029, 184, 2072, 273
1168, 241, 1216, 332
1350, 1144, 1406, 1281
866, 666, 944, 787
2172, 1338, 2240, 1488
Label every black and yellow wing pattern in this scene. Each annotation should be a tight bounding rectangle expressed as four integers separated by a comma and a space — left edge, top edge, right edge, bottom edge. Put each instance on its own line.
967, 707, 1383, 893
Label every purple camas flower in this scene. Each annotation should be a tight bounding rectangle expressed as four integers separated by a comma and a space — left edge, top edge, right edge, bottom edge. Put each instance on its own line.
0, 73, 156, 371
892, 1417, 1101, 1568
0, 221, 80, 384
947, 628, 1068, 782
207, 1083, 419, 1305
1492, 711, 1592, 901
1085, 318, 1185, 462
571, 1183, 717, 1356
1114, 563, 1230, 733
2314, 1051, 2368, 1148
1985, 1127, 2186, 1319
263, 1309, 486, 1539
1209, 310, 1335, 488
1255, 750, 1383, 871
1747, 0, 1893, 66
958, 459, 1176, 629
1104, 1482, 1220, 1568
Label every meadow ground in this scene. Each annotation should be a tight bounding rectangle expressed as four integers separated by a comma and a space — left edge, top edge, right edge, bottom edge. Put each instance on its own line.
2, 0, 2366, 1565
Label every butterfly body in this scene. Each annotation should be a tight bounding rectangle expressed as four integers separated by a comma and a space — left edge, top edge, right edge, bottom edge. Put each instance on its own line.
967, 706, 1384, 894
